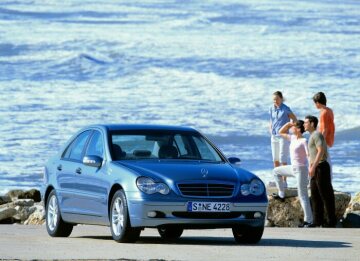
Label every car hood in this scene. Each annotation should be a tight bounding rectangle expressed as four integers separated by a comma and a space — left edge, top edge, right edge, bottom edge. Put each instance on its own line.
113, 160, 256, 185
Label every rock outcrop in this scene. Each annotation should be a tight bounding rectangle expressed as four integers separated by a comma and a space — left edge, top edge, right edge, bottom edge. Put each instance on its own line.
342, 192, 360, 228
0, 189, 45, 225
6, 189, 41, 202
266, 186, 351, 227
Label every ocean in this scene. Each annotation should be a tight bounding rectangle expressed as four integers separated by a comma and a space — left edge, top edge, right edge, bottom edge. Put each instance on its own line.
0, 0, 359, 196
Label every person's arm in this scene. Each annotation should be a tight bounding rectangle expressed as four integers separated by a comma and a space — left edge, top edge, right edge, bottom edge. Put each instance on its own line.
279, 122, 292, 141
302, 139, 310, 173
269, 107, 273, 135
289, 112, 297, 123
319, 110, 327, 136
304, 140, 309, 163
309, 145, 324, 178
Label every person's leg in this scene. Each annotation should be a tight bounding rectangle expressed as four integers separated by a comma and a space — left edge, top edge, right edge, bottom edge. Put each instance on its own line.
279, 136, 290, 185
317, 161, 336, 227
296, 166, 313, 224
271, 135, 280, 168
273, 165, 294, 198
310, 168, 323, 226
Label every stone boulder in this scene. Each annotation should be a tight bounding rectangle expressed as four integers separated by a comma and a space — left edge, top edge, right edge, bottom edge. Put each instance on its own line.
24, 204, 45, 225
0, 189, 45, 224
0, 203, 17, 223
342, 192, 360, 228
0, 195, 11, 205
266, 188, 351, 227
6, 189, 41, 202
345, 192, 360, 214
13, 199, 37, 222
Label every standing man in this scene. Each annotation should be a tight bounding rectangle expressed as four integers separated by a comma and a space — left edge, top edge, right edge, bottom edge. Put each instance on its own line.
313, 92, 335, 179
304, 115, 336, 227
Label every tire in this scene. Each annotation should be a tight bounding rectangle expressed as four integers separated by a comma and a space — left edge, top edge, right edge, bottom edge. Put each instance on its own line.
232, 226, 264, 244
158, 226, 184, 240
46, 190, 73, 237
110, 190, 141, 243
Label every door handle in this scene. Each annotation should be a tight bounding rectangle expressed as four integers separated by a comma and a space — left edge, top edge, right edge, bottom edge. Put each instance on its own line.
75, 168, 82, 174
57, 165, 62, 171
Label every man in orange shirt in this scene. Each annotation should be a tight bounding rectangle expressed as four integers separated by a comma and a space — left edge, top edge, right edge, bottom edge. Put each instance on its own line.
313, 92, 335, 179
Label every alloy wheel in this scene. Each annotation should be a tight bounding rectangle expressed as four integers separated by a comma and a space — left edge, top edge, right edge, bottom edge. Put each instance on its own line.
47, 195, 58, 231
112, 197, 124, 236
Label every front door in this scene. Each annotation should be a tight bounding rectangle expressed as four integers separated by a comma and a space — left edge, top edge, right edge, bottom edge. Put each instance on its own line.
72, 130, 110, 221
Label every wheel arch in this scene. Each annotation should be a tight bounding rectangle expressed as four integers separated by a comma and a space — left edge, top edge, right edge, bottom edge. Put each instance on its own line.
108, 183, 124, 219
44, 185, 55, 210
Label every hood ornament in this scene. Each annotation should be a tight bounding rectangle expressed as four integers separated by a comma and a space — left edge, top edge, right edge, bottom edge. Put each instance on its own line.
201, 168, 208, 178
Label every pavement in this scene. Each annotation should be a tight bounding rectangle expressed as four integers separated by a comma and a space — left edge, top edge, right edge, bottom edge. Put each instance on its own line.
0, 225, 359, 260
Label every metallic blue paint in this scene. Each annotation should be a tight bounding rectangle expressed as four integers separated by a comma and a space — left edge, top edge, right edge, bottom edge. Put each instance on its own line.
42, 124, 268, 228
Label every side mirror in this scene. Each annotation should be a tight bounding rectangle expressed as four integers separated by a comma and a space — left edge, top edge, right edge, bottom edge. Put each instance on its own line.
228, 157, 241, 165
83, 155, 103, 168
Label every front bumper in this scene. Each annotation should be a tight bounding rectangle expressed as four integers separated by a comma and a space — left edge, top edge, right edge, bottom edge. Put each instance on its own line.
128, 199, 268, 228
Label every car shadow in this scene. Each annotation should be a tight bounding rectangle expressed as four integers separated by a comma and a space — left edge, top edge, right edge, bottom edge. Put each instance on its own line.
76, 235, 352, 248
258, 238, 352, 248
139, 236, 352, 248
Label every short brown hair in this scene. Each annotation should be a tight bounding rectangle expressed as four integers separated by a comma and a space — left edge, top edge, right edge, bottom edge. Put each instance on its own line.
313, 92, 327, 106
305, 115, 318, 129
273, 91, 283, 99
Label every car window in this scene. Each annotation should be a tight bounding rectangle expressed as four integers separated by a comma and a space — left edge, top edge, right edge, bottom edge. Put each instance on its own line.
174, 135, 187, 155
193, 136, 222, 162
62, 130, 92, 161
86, 131, 104, 158
111, 131, 224, 162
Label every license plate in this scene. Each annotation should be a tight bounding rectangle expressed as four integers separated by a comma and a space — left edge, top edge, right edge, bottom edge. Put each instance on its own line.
187, 202, 230, 212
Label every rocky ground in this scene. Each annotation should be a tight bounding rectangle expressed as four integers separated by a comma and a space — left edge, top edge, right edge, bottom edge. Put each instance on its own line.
0, 188, 359, 227
0, 189, 45, 225
266, 186, 359, 227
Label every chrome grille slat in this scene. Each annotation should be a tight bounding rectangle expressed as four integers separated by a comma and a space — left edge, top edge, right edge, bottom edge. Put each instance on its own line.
178, 183, 234, 197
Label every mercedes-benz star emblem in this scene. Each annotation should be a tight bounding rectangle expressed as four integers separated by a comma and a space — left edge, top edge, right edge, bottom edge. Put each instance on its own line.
201, 168, 208, 178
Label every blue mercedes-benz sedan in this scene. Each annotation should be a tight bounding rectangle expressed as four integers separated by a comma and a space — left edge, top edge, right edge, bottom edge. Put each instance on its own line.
42, 124, 268, 243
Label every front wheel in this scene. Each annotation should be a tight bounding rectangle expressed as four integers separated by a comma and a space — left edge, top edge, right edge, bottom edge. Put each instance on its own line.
232, 226, 264, 244
158, 226, 184, 240
46, 190, 73, 237
110, 190, 141, 243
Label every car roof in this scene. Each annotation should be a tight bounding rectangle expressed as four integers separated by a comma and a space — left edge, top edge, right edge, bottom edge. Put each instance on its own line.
87, 124, 198, 132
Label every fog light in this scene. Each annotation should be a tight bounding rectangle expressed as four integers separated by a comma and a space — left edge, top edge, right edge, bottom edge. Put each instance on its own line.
254, 212, 262, 218
147, 211, 157, 218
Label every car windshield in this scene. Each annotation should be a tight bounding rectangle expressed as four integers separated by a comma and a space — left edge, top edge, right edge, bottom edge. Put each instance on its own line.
110, 130, 224, 162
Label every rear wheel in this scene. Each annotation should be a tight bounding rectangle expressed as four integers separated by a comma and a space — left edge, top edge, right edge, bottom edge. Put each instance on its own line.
46, 190, 73, 237
158, 226, 184, 240
110, 190, 141, 243
232, 226, 264, 244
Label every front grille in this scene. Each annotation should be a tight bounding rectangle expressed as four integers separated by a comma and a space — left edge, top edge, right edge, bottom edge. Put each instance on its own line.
177, 183, 235, 197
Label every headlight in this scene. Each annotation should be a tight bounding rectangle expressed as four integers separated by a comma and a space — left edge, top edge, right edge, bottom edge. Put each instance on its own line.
241, 179, 264, 196
240, 184, 250, 196
136, 177, 170, 195
249, 179, 265, 196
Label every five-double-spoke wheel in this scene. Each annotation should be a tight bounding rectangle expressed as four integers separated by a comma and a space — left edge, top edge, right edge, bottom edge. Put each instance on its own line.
46, 190, 73, 237
110, 190, 141, 243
